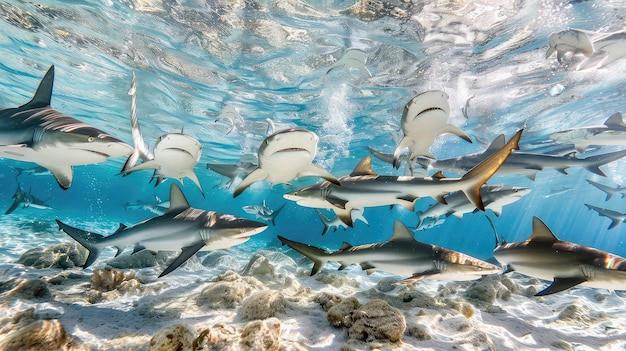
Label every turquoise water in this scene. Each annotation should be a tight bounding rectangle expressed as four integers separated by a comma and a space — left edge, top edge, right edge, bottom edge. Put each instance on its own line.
0, 0, 625, 266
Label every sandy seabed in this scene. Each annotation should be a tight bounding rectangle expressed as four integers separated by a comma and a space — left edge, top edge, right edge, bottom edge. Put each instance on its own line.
0, 241, 625, 351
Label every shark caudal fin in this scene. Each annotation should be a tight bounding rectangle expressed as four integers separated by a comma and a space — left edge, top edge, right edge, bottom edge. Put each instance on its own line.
121, 72, 154, 175
55, 219, 105, 268
460, 130, 522, 210
278, 235, 330, 275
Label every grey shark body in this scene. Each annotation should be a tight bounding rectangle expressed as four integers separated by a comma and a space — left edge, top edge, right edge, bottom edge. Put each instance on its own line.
125, 196, 170, 215
285, 130, 522, 226
587, 179, 626, 201
0, 66, 132, 189
56, 184, 268, 277
393, 90, 471, 167
493, 217, 626, 296
416, 133, 626, 179
417, 185, 530, 229
5, 184, 53, 215
279, 220, 500, 281
207, 156, 257, 189
121, 73, 204, 194
234, 128, 339, 197
585, 203, 626, 229
549, 113, 626, 152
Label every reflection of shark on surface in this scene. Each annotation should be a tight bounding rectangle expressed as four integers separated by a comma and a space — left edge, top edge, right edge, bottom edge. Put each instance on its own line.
56, 184, 268, 277
234, 128, 339, 197
125, 196, 170, 215
546, 28, 626, 69
285, 130, 521, 226
587, 179, 626, 201
213, 105, 245, 135
585, 203, 626, 230
549, 113, 626, 153
120, 72, 204, 195
493, 216, 626, 296
315, 208, 369, 235
5, 184, 53, 215
0, 65, 132, 189
546, 28, 594, 62
393, 90, 471, 167
242, 200, 285, 225
279, 220, 500, 281
578, 30, 626, 70
416, 133, 626, 179
326, 48, 372, 77
416, 185, 530, 229
207, 154, 258, 190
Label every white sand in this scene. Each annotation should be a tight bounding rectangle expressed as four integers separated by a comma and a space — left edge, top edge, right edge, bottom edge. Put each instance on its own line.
1, 240, 625, 351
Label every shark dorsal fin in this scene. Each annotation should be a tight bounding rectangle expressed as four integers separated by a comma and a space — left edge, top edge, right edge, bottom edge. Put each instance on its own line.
167, 184, 190, 213
350, 156, 378, 177
20, 66, 54, 109
431, 171, 446, 179
114, 223, 128, 234
529, 217, 558, 242
391, 220, 416, 241
604, 112, 625, 129
485, 134, 506, 153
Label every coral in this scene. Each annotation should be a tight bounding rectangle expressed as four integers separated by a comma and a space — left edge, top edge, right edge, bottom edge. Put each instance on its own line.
197, 271, 264, 309
1, 278, 51, 302
347, 299, 406, 343
464, 275, 519, 304
106, 250, 157, 269
239, 318, 281, 351
375, 276, 398, 292
202, 251, 242, 271
316, 273, 359, 288
327, 297, 361, 327
149, 324, 194, 351
0, 309, 85, 351
314, 292, 343, 311
241, 253, 276, 277
406, 322, 431, 341
240, 290, 287, 321
16, 243, 88, 269
90, 268, 137, 292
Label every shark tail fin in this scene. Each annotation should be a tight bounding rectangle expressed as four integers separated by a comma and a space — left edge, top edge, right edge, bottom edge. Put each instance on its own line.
460, 130, 522, 210
55, 219, 104, 269
315, 209, 332, 235
277, 235, 329, 275
584, 150, 626, 178
20, 66, 54, 109
270, 204, 286, 226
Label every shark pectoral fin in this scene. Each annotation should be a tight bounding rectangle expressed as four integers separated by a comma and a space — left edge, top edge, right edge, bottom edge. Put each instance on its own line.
359, 262, 376, 274
585, 165, 607, 177
442, 124, 472, 143
327, 195, 348, 210
393, 137, 414, 169
502, 265, 515, 274
158, 241, 205, 278
398, 269, 441, 283
233, 168, 267, 198
114, 246, 124, 257
535, 277, 587, 296
333, 209, 354, 227
298, 164, 340, 185
396, 195, 417, 210
5, 200, 20, 215
125, 160, 159, 173
186, 171, 205, 197
41, 164, 73, 190
608, 219, 620, 230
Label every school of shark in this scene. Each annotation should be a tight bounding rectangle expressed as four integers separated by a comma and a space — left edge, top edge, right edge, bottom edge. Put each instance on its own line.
0, 0, 626, 301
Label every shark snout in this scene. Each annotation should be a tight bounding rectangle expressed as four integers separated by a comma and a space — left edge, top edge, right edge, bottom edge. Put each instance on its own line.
220, 217, 269, 239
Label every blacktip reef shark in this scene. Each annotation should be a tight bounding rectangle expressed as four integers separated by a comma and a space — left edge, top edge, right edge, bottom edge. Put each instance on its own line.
278, 220, 500, 281
315, 208, 369, 235
233, 128, 340, 197
5, 183, 53, 215
56, 183, 268, 277
586, 179, 626, 201
392, 90, 472, 168
0, 65, 132, 189
326, 48, 372, 77
120, 72, 204, 195
493, 216, 626, 296
242, 200, 285, 225
584, 203, 626, 230
284, 130, 522, 226
416, 133, 626, 179
417, 185, 531, 229
549, 112, 626, 153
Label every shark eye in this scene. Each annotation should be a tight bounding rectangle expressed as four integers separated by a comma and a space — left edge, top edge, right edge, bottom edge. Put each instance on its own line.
87, 136, 95, 142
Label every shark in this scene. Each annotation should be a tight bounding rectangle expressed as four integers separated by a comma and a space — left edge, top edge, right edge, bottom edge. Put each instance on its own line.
5, 183, 53, 215
278, 220, 501, 281
56, 183, 268, 277
586, 179, 626, 201
545, 28, 595, 62
242, 200, 285, 225
585, 203, 626, 230
577, 30, 626, 70
392, 90, 471, 167
549, 112, 626, 152
493, 216, 626, 296
415, 133, 626, 179
0, 65, 132, 189
285, 130, 522, 226
120, 72, 204, 195
417, 185, 531, 229
233, 128, 340, 197
206, 155, 258, 190
125, 195, 170, 215
315, 208, 369, 235
326, 48, 372, 77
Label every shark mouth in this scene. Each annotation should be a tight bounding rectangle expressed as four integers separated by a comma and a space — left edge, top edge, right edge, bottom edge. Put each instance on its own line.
416, 107, 446, 117
276, 147, 310, 153
163, 147, 195, 157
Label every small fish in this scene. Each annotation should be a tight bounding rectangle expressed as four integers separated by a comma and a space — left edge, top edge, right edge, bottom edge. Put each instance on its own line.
242, 200, 285, 225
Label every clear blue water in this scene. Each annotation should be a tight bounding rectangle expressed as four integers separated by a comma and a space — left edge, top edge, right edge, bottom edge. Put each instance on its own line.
0, 0, 625, 266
